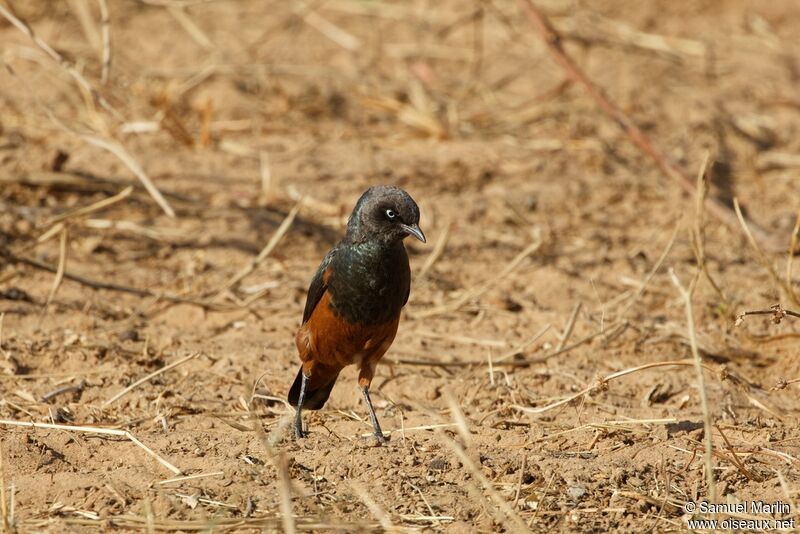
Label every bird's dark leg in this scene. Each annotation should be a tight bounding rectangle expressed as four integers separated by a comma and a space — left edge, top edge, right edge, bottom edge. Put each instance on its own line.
361, 386, 387, 443
294, 373, 309, 439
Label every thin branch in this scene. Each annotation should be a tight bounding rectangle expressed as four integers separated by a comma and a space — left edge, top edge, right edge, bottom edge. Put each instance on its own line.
515, 0, 781, 251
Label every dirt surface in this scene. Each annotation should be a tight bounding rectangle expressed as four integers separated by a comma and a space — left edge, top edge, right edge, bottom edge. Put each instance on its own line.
1, 0, 800, 532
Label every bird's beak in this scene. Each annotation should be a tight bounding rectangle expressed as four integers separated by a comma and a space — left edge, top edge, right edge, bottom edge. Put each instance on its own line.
401, 223, 426, 243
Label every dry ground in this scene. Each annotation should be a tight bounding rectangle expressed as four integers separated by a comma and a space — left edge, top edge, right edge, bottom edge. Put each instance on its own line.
1, 0, 800, 532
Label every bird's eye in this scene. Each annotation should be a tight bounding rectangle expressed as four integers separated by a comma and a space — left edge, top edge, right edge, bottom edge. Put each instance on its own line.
385, 209, 396, 219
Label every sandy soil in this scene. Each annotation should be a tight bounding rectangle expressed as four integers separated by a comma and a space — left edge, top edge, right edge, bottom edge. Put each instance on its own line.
1, 0, 800, 532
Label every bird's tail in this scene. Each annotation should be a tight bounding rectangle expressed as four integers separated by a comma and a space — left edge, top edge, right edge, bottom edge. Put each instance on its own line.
287, 365, 340, 410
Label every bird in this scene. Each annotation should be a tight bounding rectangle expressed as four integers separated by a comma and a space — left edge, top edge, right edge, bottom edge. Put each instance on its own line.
288, 185, 425, 442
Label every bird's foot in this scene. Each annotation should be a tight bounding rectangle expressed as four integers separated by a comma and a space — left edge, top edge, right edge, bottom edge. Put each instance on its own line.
373, 431, 388, 445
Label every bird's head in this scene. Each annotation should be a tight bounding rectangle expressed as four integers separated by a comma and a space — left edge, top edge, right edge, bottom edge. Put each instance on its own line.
346, 186, 426, 244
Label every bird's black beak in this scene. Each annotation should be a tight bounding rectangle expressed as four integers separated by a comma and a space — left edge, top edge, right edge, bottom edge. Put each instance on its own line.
401, 223, 426, 243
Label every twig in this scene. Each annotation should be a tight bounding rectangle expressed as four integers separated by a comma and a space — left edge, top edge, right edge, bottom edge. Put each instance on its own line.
417, 230, 542, 317
669, 268, 716, 503
51, 118, 176, 218
0, 420, 181, 474
515, 0, 780, 251
772, 377, 800, 391
735, 304, 800, 327
104, 352, 198, 406
209, 202, 300, 297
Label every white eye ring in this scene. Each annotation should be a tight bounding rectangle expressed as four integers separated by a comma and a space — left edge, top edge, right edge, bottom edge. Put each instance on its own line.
385, 209, 396, 219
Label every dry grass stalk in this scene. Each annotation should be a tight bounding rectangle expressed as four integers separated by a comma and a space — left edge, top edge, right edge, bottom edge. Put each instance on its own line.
0, 420, 181, 475
358, 422, 457, 438
494, 323, 551, 362
714, 425, 760, 482
733, 198, 799, 307
210, 203, 300, 298
514, 358, 722, 415
556, 302, 581, 351
786, 210, 800, 304
277, 452, 297, 534
69, 0, 100, 49
0, 439, 12, 533
168, 5, 214, 49
40, 227, 68, 320
689, 154, 727, 303
616, 221, 679, 320
20, 514, 380, 531
669, 268, 716, 504
296, 2, 361, 51
2, 251, 238, 311
157, 471, 224, 486
45, 186, 133, 228
418, 230, 542, 317
56, 123, 176, 218
349, 480, 398, 533
418, 220, 451, 278
258, 151, 273, 206
516, 0, 781, 252
103, 352, 198, 406
561, 12, 708, 59
444, 393, 470, 443
0, 4, 122, 120
440, 434, 529, 534
521, 320, 627, 366
96, 0, 112, 83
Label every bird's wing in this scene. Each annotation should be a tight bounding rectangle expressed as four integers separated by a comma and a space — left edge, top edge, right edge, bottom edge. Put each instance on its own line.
302, 247, 337, 324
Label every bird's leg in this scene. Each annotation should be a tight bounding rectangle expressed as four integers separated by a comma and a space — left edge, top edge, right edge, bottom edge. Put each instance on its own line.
360, 386, 387, 443
294, 372, 309, 439
359, 365, 387, 443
